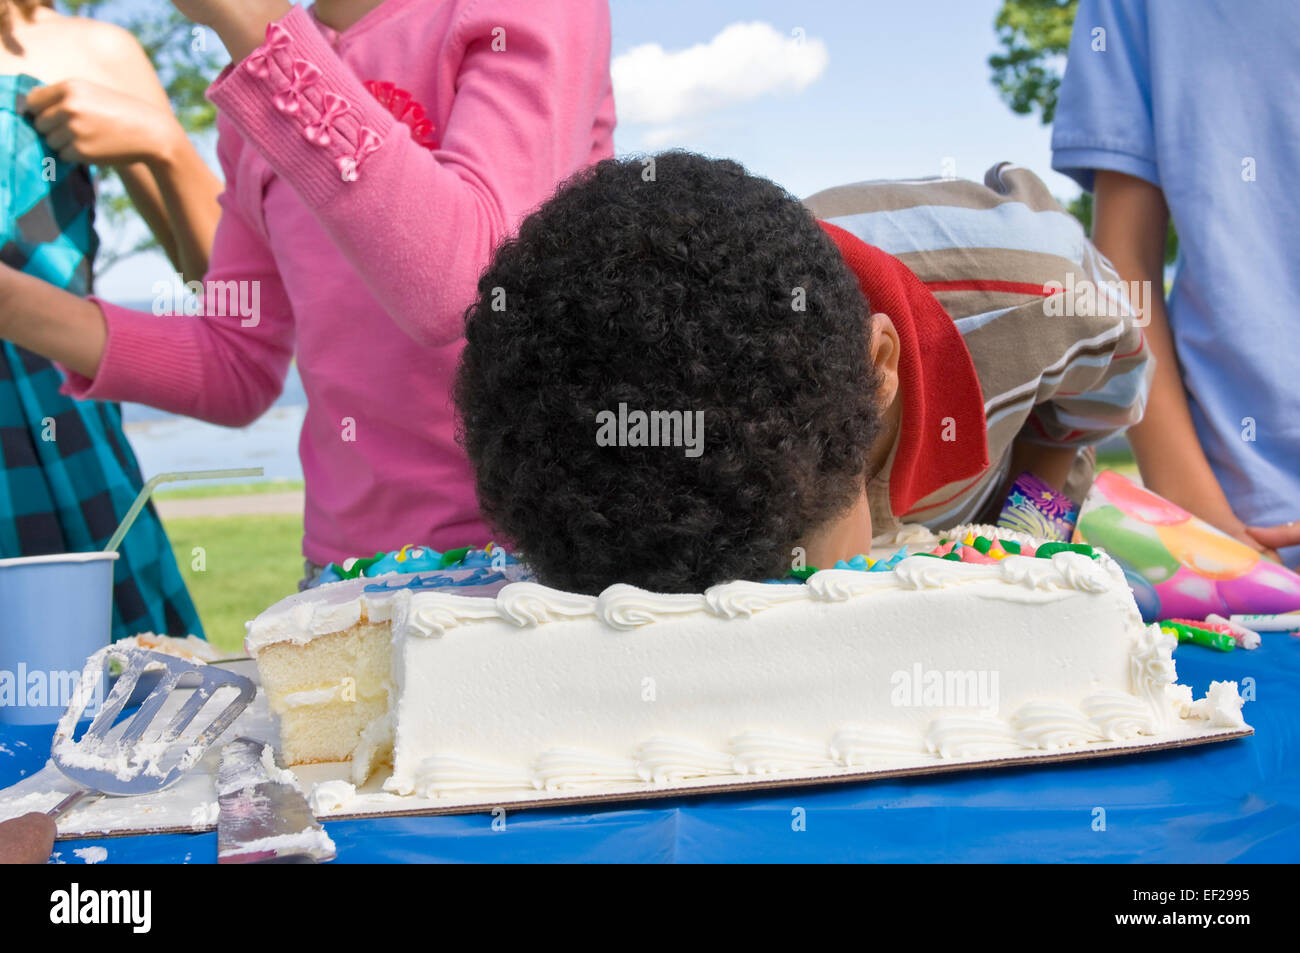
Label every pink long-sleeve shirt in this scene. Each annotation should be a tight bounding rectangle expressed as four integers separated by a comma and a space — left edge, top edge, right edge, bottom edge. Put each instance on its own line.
62, 0, 616, 565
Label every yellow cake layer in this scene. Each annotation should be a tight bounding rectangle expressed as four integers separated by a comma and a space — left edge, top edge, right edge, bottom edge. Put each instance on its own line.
279, 696, 391, 765
257, 621, 391, 695
255, 619, 394, 766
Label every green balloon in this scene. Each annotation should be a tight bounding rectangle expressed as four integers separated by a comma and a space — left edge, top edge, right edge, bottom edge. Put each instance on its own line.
1076, 505, 1180, 582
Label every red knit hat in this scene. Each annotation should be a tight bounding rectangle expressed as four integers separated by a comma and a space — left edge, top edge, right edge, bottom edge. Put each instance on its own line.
818, 220, 990, 515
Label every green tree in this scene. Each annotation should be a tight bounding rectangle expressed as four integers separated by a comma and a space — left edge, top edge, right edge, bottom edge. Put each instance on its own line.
989, 0, 1176, 264
60, 0, 223, 267
988, 0, 1076, 124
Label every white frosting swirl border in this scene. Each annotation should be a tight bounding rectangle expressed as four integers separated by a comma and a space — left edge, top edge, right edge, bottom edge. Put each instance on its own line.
397, 552, 1125, 639
247, 552, 1131, 649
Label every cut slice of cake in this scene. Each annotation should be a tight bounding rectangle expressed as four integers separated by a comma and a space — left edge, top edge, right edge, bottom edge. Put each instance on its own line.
248, 562, 526, 781
246, 543, 1250, 798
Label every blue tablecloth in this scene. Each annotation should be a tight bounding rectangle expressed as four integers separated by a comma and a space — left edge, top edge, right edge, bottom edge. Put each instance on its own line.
4, 635, 1297, 863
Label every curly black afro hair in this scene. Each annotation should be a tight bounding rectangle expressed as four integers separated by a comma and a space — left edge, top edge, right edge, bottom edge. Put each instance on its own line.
455, 151, 884, 594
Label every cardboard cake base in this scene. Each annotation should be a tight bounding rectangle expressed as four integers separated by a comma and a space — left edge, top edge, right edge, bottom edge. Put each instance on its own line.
294, 724, 1252, 821
0, 665, 1253, 838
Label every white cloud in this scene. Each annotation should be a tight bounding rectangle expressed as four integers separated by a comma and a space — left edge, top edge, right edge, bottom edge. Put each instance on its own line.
612, 21, 828, 126
640, 123, 693, 149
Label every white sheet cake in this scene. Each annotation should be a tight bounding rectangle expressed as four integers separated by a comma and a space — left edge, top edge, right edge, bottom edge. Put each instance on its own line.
245, 541, 1249, 802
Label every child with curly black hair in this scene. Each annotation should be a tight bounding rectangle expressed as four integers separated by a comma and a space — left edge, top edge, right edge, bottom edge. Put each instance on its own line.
456, 151, 1152, 595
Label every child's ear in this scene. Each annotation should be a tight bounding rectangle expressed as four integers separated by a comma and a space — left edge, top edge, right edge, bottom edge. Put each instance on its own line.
867, 312, 901, 407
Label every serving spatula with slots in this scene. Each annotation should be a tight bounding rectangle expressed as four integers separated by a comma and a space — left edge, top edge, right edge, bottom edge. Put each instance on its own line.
49, 646, 255, 798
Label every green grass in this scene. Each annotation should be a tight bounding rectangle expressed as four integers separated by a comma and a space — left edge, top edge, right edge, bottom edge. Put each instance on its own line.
154, 479, 304, 501
1096, 445, 1140, 481
163, 513, 304, 655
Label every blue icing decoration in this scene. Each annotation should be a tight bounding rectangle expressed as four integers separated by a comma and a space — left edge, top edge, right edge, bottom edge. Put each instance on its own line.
867, 547, 907, 572
459, 548, 515, 568
363, 566, 507, 593
832, 555, 871, 571
316, 565, 345, 586
312, 543, 524, 590
367, 546, 445, 577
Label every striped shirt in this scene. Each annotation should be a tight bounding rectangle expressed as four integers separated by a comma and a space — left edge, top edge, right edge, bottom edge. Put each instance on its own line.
804, 163, 1152, 536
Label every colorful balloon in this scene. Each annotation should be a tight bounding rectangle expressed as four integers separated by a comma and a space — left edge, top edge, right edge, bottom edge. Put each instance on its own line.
1153, 566, 1230, 621
1075, 503, 1181, 582
1119, 561, 1161, 622
1155, 520, 1259, 580
1078, 471, 1300, 621
1093, 470, 1191, 526
1217, 558, 1300, 614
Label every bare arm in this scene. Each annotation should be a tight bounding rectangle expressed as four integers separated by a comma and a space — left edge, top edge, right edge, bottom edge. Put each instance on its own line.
1092, 169, 1297, 556
26, 25, 222, 282
115, 133, 223, 282
114, 160, 181, 267
0, 265, 107, 378
1, 117, 296, 430
1007, 440, 1079, 495
109, 32, 222, 281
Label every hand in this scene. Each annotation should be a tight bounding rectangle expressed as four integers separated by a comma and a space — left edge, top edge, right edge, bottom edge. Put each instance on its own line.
25, 80, 184, 169
0, 813, 56, 864
1245, 521, 1300, 559
1204, 514, 1289, 564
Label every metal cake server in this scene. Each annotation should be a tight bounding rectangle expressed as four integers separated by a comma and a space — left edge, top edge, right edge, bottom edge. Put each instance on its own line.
217, 737, 336, 864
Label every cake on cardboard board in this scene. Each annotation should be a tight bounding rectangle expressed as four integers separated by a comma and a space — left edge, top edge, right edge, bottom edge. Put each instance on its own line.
246, 538, 1249, 803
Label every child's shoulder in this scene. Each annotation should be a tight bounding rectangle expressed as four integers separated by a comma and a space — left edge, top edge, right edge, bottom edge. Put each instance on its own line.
10, 12, 154, 88
25, 9, 138, 52
59, 15, 151, 71
804, 162, 1064, 220
806, 163, 1143, 400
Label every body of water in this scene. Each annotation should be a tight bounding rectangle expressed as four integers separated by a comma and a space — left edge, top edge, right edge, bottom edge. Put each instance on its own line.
122, 399, 306, 481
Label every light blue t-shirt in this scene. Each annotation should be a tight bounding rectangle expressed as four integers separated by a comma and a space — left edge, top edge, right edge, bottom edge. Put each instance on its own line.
1052, 0, 1300, 557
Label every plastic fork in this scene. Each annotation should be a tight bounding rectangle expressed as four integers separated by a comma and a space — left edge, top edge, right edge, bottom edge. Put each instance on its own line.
49, 647, 256, 797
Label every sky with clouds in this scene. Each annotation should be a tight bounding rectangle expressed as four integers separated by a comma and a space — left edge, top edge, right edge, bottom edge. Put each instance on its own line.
97, 0, 1077, 299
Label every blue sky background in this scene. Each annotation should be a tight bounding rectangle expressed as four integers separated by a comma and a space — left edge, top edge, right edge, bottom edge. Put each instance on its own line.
98, 0, 1078, 299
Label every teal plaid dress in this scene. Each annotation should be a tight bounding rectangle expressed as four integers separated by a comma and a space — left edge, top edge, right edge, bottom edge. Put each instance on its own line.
0, 73, 204, 641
